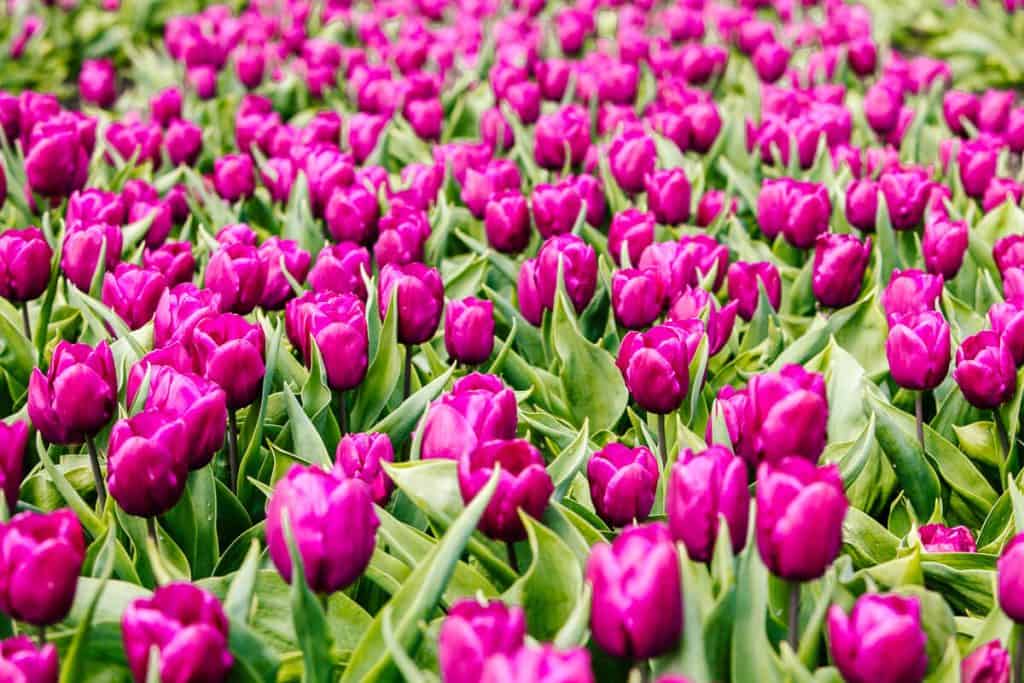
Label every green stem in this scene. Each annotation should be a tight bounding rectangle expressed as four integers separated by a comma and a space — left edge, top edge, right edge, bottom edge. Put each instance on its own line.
507, 541, 519, 574
21, 303, 31, 343
788, 581, 801, 652
403, 344, 414, 401
1015, 624, 1024, 683
37, 625, 45, 646
657, 413, 667, 465
86, 435, 106, 511
996, 409, 1012, 463
338, 390, 348, 436
914, 391, 926, 455
146, 516, 158, 548
227, 409, 239, 493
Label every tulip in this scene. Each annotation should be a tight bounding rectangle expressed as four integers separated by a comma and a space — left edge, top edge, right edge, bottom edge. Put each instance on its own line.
481, 645, 594, 683
142, 241, 194, 288
983, 178, 1024, 213
0, 636, 57, 682
378, 263, 444, 345
122, 582, 234, 683
534, 106, 590, 170
617, 321, 697, 419
374, 209, 430, 267
847, 38, 877, 76
753, 42, 789, 83
150, 87, 183, 127
101, 264, 167, 330
204, 243, 267, 315
517, 259, 544, 326
405, 97, 443, 141
587, 523, 682, 659
990, 302, 1024, 367
943, 91, 980, 136
480, 107, 514, 152
217, 223, 257, 247
845, 178, 879, 233
0, 228, 52, 304
61, 221, 123, 292
166, 119, 202, 166
587, 443, 659, 528
980, 90, 1014, 133
445, 297, 495, 366
79, 59, 117, 108
105, 121, 162, 167
829, 595, 930, 683
28, 340, 116, 449
812, 233, 871, 309
153, 283, 221, 348
865, 82, 903, 135
922, 217, 968, 280
348, 113, 388, 164
696, 190, 735, 227
258, 237, 311, 310
335, 433, 394, 505
611, 268, 664, 330
756, 458, 847, 581
954, 330, 1017, 409
919, 523, 976, 553
308, 242, 369, 301
1006, 268, 1024, 308
996, 235, 1024, 274
484, 191, 531, 254
1009, 108, 1024, 153
727, 260, 782, 321
668, 446, 749, 562
962, 642, 1010, 683
532, 182, 582, 238
880, 168, 932, 231
188, 66, 217, 99
609, 209, 655, 267
260, 157, 296, 203
609, 131, 656, 194
505, 81, 541, 124
236, 45, 265, 88
25, 122, 89, 199
421, 373, 518, 461
679, 235, 729, 291
267, 465, 378, 592
439, 599, 526, 683
325, 184, 379, 246
107, 409, 188, 517
881, 269, 944, 322
886, 311, 951, 392
959, 136, 1001, 199
191, 313, 266, 413
0, 509, 85, 625
646, 168, 691, 225
759, 179, 831, 249
742, 364, 829, 466
574, 174, 606, 227
666, 286, 738, 356
213, 154, 255, 201
461, 160, 521, 219
0, 421, 25, 512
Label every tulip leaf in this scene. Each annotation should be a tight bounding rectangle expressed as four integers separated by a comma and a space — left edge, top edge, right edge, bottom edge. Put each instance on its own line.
282, 513, 334, 683
59, 529, 116, 683
350, 287, 402, 431
443, 253, 488, 300
546, 418, 590, 502
34, 233, 64, 364
873, 193, 901, 285
36, 435, 104, 537
502, 513, 583, 640
380, 606, 429, 683
224, 540, 261, 623
0, 305, 34, 389
301, 341, 332, 420
369, 363, 455, 447
283, 382, 331, 468
238, 319, 283, 503
652, 548, 712, 683
341, 467, 501, 683
731, 505, 782, 683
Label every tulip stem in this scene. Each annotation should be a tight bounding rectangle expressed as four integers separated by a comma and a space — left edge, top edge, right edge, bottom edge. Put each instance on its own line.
338, 390, 348, 436
657, 413, 667, 465
1015, 624, 1024, 683
629, 663, 649, 683
20, 303, 31, 342
995, 409, 1012, 463
914, 391, 927, 455
787, 582, 801, 652
403, 344, 414, 401
227, 409, 239, 493
86, 435, 106, 511
506, 541, 519, 573
37, 626, 45, 646
146, 516, 158, 548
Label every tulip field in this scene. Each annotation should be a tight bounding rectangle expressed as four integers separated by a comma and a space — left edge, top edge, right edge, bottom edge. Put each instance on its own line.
9, 0, 1024, 681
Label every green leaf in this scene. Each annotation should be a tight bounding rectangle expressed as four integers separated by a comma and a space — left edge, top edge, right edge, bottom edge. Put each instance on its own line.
283, 383, 332, 467
282, 514, 333, 683
36, 436, 104, 538
731, 506, 782, 683
224, 540, 262, 623
60, 530, 117, 683
369, 364, 455, 447
351, 288, 402, 431
546, 419, 590, 502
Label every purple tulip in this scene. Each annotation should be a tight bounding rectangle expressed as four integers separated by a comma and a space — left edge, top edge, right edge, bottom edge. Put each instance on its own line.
258, 237, 311, 310
923, 217, 968, 280
0, 421, 26, 511
25, 120, 90, 199
107, 409, 188, 517
880, 168, 932, 231
756, 458, 847, 581
484, 191, 531, 254
609, 130, 656, 194
445, 297, 495, 366
404, 97, 443, 141
919, 523, 976, 553
609, 209, 656, 267
812, 233, 871, 309
421, 373, 518, 462
959, 136, 1001, 199
481, 645, 594, 683
150, 87, 182, 127
0, 636, 57, 683
943, 91, 980, 136
213, 154, 255, 201
828, 594, 928, 683
122, 582, 234, 683
190, 313, 266, 410
753, 42, 790, 83
886, 311, 951, 391
980, 90, 1014, 133
611, 268, 664, 330
378, 263, 444, 345
742, 364, 829, 466
0, 228, 52, 302
587, 523, 682, 659
727, 260, 781, 321
334, 433, 394, 505
153, 283, 221, 348
679, 235, 729, 290
616, 322, 695, 414
865, 81, 904, 135
534, 106, 591, 170
759, 179, 831, 249
308, 242, 370, 301
525, 235, 598, 319
0, 509, 85, 626
267, 465, 378, 592
204, 243, 267, 315
668, 446, 749, 562
462, 161, 521, 219
696, 190, 734, 228
954, 330, 1017, 409
439, 599, 526, 683
845, 178, 879, 233
881, 269, 944, 323
666, 286, 738, 356
480, 107, 514, 152
236, 45, 266, 89
996, 235, 1024, 275
101, 264, 167, 330
166, 119, 202, 166
28, 341, 116, 445
587, 443, 659, 528
457, 438, 553, 542
325, 184, 379, 245
990, 302, 1024, 367
983, 178, 1024, 213
143, 241, 194, 287
532, 182, 582, 238
79, 58, 117, 108
646, 168, 691, 226
962, 641, 1010, 683
61, 221, 123, 292
260, 157, 297, 203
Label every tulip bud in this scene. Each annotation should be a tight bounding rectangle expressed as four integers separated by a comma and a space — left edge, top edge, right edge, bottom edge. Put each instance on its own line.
759, 179, 831, 249
505, 81, 541, 124
404, 97, 443, 141
0, 509, 85, 625
573, 174, 606, 227
983, 178, 1024, 213
587, 443, 658, 527
646, 168, 691, 225
188, 65, 217, 99
25, 124, 90, 199
530, 181, 580, 238
1008, 108, 1024, 154
919, 523, 976, 553
517, 259, 543, 326
378, 263, 444, 345
611, 268, 664, 330
990, 302, 1024, 367
845, 178, 879, 233
445, 297, 495, 366
812, 233, 871, 309
335, 433, 394, 505
78, 59, 117, 108
458, 438, 553, 542
325, 184, 379, 246
696, 190, 735, 227
996, 235, 1024, 275
107, 409, 188, 517
307, 242, 369, 301
0, 635, 57, 682
485, 191, 531, 254
122, 582, 234, 683
267, 465, 378, 592
150, 87, 182, 127
922, 217, 968, 280
439, 599, 526, 683
534, 106, 591, 170
980, 90, 1014, 133
666, 286, 738, 356
753, 42, 789, 83
480, 107, 514, 152
61, 221, 123, 292
421, 373, 518, 461
101, 264, 167, 330
959, 136, 1001, 199
153, 283, 220, 348
164, 118, 202, 166
217, 223, 258, 247
727, 260, 781, 321
885, 311, 951, 392
0, 228, 52, 302
943, 91, 980, 136
865, 82, 904, 135
143, 241, 194, 287
881, 269, 944, 323
258, 237, 311, 310
213, 154, 255, 201
28, 341, 116, 445
236, 45, 265, 89
587, 523, 682, 659
881, 168, 933, 231
617, 322, 695, 414
847, 38, 877, 76
828, 594, 928, 683
204, 243, 267, 315
609, 209, 655, 267
481, 645, 594, 683
609, 131, 657, 195
962, 641, 1010, 683
191, 313, 266, 410
742, 364, 829, 466
756, 458, 847, 581
668, 446, 749, 562
374, 209, 430, 267
954, 330, 1017, 409
527, 235, 598, 317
